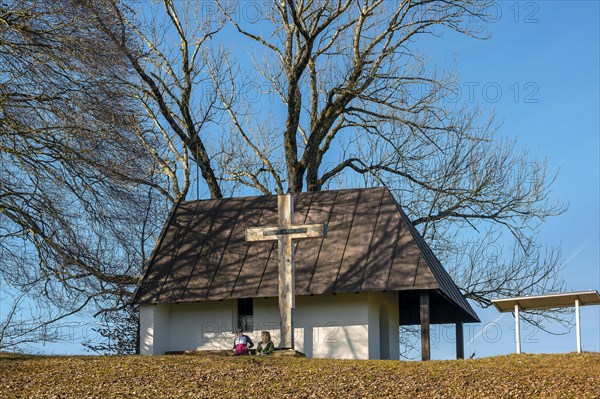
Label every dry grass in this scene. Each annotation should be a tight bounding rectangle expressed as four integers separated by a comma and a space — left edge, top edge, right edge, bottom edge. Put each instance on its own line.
1, 352, 599, 398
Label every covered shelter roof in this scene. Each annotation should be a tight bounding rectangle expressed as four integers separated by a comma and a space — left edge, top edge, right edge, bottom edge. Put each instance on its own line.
132, 187, 479, 324
491, 290, 600, 312
491, 290, 600, 354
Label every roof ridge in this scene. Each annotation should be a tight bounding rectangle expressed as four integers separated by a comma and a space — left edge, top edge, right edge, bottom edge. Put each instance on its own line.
179, 186, 385, 204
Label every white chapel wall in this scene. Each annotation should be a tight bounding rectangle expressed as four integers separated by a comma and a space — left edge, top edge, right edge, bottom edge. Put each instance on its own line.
367, 291, 400, 360
253, 293, 371, 359
140, 304, 171, 355
168, 300, 236, 352
140, 301, 238, 355
141, 292, 399, 359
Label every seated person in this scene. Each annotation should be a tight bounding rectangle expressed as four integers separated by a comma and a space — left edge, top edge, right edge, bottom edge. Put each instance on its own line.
233, 328, 254, 355
256, 331, 275, 356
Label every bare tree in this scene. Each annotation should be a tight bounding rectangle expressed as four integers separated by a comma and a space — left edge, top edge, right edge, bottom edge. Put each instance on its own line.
83, 304, 139, 355
94, 0, 567, 317
209, 0, 566, 311
0, 0, 569, 352
88, 0, 229, 201
0, 0, 167, 351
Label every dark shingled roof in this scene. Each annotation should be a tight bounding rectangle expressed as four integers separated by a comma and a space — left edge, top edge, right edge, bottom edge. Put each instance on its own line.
132, 187, 479, 323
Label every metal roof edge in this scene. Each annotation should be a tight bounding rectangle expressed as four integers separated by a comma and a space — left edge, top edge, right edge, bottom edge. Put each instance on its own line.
434, 289, 480, 323
382, 188, 480, 323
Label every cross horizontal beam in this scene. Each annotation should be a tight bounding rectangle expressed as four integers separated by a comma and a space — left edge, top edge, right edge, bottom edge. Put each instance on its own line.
246, 224, 327, 242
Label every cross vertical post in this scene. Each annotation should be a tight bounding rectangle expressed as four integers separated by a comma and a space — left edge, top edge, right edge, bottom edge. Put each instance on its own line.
278, 194, 294, 349
246, 194, 327, 350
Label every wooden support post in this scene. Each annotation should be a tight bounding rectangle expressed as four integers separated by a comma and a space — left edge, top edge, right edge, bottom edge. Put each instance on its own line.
515, 303, 521, 354
420, 291, 430, 361
575, 298, 581, 353
456, 321, 464, 359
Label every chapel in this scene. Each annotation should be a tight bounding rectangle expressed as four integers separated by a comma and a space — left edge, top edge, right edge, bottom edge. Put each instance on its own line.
132, 187, 479, 360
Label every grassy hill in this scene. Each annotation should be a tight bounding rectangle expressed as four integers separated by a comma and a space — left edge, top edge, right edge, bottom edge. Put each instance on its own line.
1, 352, 599, 398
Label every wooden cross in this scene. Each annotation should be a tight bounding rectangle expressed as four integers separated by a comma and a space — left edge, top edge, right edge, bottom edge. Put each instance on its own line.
246, 194, 327, 349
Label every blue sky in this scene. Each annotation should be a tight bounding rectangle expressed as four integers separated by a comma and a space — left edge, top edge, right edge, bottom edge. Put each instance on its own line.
18, 1, 599, 357
427, 0, 600, 359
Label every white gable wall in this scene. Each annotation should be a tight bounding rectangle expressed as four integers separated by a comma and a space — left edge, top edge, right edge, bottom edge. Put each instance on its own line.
140, 292, 399, 359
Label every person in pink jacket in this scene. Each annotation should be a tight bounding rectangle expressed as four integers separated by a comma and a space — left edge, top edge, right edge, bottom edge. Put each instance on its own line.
233, 328, 254, 355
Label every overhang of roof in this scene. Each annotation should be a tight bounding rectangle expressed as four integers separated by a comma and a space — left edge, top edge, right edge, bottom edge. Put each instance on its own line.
491, 290, 600, 312
132, 187, 479, 323
398, 290, 476, 325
